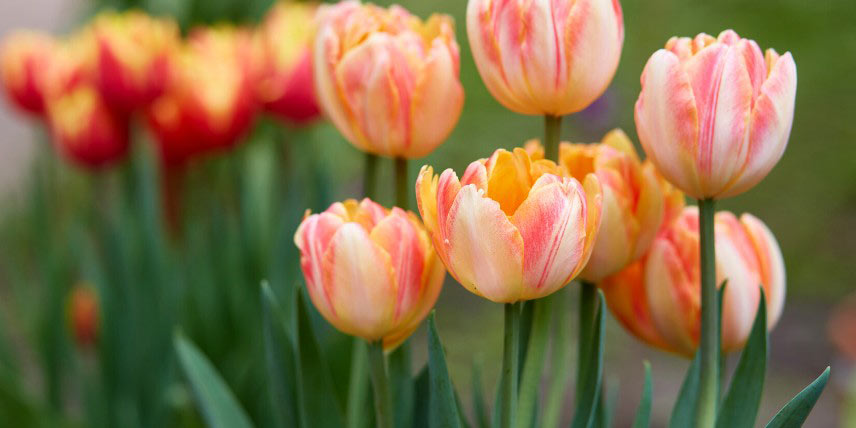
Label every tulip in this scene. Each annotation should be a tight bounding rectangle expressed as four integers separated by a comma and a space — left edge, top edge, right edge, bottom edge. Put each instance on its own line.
635, 30, 797, 199
528, 129, 683, 282
313, 1, 464, 158
416, 146, 602, 303
466, 0, 624, 116
89, 10, 178, 112
0, 31, 55, 116
601, 207, 786, 356
146, 26, 257, 166
255, 2, 321, 124
294, 198, 445, 349
68, 284, 99, 349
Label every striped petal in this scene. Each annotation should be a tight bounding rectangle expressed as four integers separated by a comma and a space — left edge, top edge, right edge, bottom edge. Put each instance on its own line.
715, 212, 763, 351
370, 208, 426, 320
644, 236, 698, 356
294, 212, 346, 321
740, 213, 786, 329
445, 185, 524, 303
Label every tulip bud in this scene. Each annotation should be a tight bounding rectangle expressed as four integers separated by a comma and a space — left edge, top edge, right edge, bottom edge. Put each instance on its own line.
466, 0, 624, 116
416, 146, 602, 303
0, 31, 55, 116
313, 1, 464, 158
635, 30, 797, 199
601, 207, 786, 356
255, 2, 321, 124
146, 26, 257, 166
543, 129, 682, 282
294, 198, 445, 349
68, 284, 99, 349
89, 10, 179, 112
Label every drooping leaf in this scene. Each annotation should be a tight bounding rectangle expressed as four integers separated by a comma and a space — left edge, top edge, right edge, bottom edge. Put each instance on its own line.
174, 333, 254, 428
717, 291, 767, 428
261, 283, 298, 428
295, 290, 345, 428
571, 290, 605, 428
764, 367, 831, 428
427, 312, 461, 428
632, 362, 653, 428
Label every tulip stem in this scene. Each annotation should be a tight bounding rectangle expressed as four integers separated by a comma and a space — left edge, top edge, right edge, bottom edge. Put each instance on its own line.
394, 157, 408, 209
501, 302, 521, 428
544, 115, 562, 161
576, 280, 597, 397
368, 340, 393, 428
364, 153, 378, 200
695, 198, 718, 428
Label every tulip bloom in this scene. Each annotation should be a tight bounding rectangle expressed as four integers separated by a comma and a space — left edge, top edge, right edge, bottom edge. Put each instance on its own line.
0, 31, 56, 116
294, 199, 445, 349
466, 0, 624, 116
147, 27, 257, 165
635, 30, 797, 199
601, 207, 786, 355
528, 129, 683, 282
416, 147, 602, 303
68, 283, 99, 349
314, 1, 464, 158
255, 2, 321, 124
89, 11, 178, 112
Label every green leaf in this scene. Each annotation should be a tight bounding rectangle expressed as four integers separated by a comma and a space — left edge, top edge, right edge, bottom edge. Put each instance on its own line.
261, 283, 298, 428
670, 283, 726, 427
295, 290, 345, 428
518, 300, 535, 383
516, 296, 553, 428
427, 312, 461, 428
765, 367, 831, 428
174, 333, 254, 428
471, 359, 490, 428
542, 287, 572, 428
571, 290, 605, 428
413, 366, 429, 428
390, 341, 414, 428
717, 291, 768, 428
632, 362, 653, 428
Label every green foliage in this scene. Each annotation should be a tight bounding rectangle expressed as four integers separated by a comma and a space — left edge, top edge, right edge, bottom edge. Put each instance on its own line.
632, 362, 653, 428
571, 290, 605, 428
427, 312, 461, 428
765, 368, 831, 428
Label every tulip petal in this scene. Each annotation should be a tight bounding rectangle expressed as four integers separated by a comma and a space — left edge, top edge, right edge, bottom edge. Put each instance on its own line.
294, 212, 347, 325
601, 261, 674, 352
322, 223, 397, 340
445, 185, 524, 303
715, 212, 763, 351
512, 174, 586, 298
370, 209, 426, 320
635, 49, 701, 198
416, 165, 440, 233
644, 237, 698, 356
740, 213, 786, 329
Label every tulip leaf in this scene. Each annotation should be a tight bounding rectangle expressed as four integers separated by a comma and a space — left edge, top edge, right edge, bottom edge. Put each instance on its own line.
471, 359, 490, 428
571, 290, 605, 428
632, 361, 653, 428
261, 283, 298, 428
717, 290, 767, 428
174, 333, 254, 428
413, 365, 429, 428
390, 341, 414, 428
516, 296, 553, 428
295, 290, 345, 428
427, 311, 461, 428
542, 288, 572, 428
518, 300, 535, 383
764, 367, 831, 428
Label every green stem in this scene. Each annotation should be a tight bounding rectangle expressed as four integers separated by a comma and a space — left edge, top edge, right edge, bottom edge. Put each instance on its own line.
346, 339, 369, 428
368, 341, 393, 428
394, 157, 408, 209
516, 297, 554, 427
695, 198, 718, 428
501, 302, 521, 428
363, 153, 378, 200
544, 115, 562, 161
576, 281, 597, 397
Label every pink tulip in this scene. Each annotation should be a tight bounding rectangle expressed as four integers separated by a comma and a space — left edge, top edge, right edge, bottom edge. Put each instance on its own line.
416, 147, 602, 303
313, 1, 464, 158
466, 0, 624, 116
294, 199, 445, 349
635, 30, 797, 199
601, 207, 786, 356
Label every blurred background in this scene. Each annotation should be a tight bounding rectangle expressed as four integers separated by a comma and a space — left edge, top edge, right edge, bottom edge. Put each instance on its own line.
0, 0, 854, 426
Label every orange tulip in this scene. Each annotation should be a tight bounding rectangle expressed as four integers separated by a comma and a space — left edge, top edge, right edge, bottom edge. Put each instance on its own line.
635, 30, 797, 199
146, 26, 257, 166
68, 284, 99, 349
416, 146, 602, 303
313, 1, 464, 158
602, 207, 786, 356
466, 0, 624, 116
294, 198, 445, 349
0, 31, 55, 116
255, 2, 321, 124
89, 10, 178, 112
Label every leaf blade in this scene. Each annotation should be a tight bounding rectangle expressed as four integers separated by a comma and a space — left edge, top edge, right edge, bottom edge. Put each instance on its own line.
765, 367, 831, 428
427, 311, 461, 428
632, 361, 653, 428
571, 290, 605, 428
